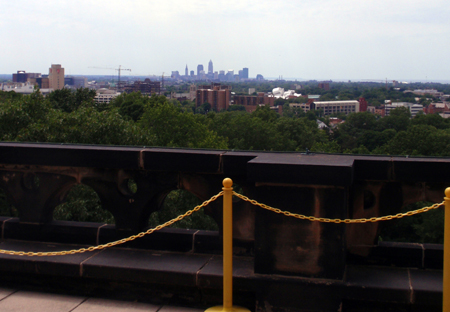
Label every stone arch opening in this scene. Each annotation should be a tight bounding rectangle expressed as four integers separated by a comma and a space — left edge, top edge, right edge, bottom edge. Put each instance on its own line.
0, 187, 18, 217
148, 189, 218, 231
53, 184, 114, 223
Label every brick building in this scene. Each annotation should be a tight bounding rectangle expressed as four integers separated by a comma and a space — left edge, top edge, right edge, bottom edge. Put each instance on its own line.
233, 92, 275, 113
123, 79, 161, 95
318, 82, 330, 91
196, 84, 231, 111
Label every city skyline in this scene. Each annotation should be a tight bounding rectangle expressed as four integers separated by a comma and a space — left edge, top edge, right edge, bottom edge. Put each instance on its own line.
1, 0, 449, 81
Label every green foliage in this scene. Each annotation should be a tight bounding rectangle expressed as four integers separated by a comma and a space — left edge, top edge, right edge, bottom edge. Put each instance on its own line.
282, 103, 306, 118
207, 111, 298, 151
47, 88, 96, 113
251, 105, 278, 122
16, 106, 151, 146
111, 92, 150, 121
228, 105, 246, 112
411, 113, 450, 130
310, 141, 341, 153
148, 190, 218, 230
379, 202, 444, 244
53, 184, 114, 223
0, 90, 23, 102
2, 82, 450, 236
382, 125, 450, 156
275, 117, 319, 151
0, 90, 50, 141
140, 100, 227, 149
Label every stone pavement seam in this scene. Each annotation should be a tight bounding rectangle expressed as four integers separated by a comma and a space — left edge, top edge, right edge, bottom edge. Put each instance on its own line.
68, 297, 89, 312
79, 249, 104, 276
408, 269, 414, 304
96, 224, 108, 245
1, 218, 13, 240
196, 255, 214, 287
191, 230, 200, 252
0, 289, 18, 303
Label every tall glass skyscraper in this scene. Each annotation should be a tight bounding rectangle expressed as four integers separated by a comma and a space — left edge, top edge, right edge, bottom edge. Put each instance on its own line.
208, 60, 213, 74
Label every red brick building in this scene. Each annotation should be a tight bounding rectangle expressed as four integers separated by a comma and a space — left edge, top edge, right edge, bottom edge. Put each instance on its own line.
233, 92, 275, 113
196, 84, 231, 111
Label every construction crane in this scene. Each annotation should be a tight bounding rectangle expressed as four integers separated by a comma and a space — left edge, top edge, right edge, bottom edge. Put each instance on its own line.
88, 65, 131, 89
116, 65, 131, 90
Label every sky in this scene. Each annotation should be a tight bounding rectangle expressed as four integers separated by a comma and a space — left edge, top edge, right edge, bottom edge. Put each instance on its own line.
1, 0, 449, 81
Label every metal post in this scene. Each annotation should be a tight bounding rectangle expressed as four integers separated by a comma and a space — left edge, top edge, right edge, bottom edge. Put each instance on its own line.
444, 188, 450, 312
205, 178, 250, 312
223, 178, 234, 309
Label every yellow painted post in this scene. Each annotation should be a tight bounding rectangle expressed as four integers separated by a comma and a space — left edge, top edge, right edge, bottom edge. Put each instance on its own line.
205, 178, 250, 312
444, 188, 450, 312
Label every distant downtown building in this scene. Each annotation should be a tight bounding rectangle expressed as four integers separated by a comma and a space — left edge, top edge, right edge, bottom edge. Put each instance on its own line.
13, 64, 65, 90
175, 60, 251, 82
48, 64, 65, 90
197, 64, 204, 77
12, 71, 40, 83
208, 60, 213, 74
239, 68, 249, 79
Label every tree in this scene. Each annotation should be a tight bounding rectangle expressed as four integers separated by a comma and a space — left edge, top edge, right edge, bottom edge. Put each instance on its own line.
310, 130, 341, 153
139, 100, 227, 149
275, 117, 319, 151
201, 102, 211, 113
251, 105, 278, 123
382, 125, 450, 156
335, 112, 377, 151
16, 106, 151, 146
207, 111, 287, 151
228, 105, 246, 112
0, 89, 50, 141
47, 88, 96, 113
411, 113, 449, 130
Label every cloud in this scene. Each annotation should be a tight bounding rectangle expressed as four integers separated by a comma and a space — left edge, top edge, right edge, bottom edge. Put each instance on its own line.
0, 0, 449, 79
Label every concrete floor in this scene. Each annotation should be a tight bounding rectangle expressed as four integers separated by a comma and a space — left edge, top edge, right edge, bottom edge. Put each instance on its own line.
0, 287, 205, 312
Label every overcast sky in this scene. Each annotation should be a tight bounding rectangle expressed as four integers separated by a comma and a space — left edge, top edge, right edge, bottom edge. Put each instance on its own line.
1, 0, 449, 81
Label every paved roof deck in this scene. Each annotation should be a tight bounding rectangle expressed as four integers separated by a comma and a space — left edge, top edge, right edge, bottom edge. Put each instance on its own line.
0, 239, 443, 311
0, 288, 205, 312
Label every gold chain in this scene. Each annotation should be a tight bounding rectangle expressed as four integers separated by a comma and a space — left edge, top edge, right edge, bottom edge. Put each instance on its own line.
0, 191, 224, 257
0, 190, 445, 256
233, 192, 445, 224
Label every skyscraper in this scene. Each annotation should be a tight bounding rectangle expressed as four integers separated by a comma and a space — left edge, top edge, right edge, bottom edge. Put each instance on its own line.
48, 64, 64, 90
226, 70, 234, 82
243, 68, 249, 79
208, 60, 213, 74
185, 65, 188, 76
197, 64, 204, 77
